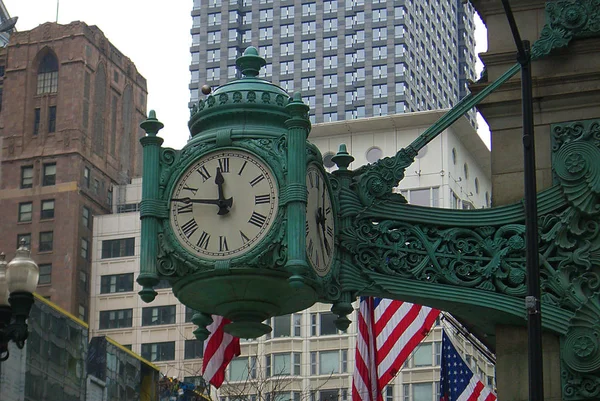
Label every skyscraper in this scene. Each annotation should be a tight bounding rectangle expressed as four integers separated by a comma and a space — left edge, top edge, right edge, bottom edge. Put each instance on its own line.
189, 0, 476, 124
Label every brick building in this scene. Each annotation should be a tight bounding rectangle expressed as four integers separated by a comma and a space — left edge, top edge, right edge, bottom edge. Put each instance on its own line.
0, 21, 147, 320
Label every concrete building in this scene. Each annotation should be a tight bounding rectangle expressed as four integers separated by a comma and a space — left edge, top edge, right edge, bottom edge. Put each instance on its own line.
189, 0, 477, 125
0, 21, 147, 320
89, 112, 494, 401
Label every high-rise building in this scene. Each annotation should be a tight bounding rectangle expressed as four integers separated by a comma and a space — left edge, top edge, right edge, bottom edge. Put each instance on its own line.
189, 0, 477, 124
0, 21, 147, 319
89, 111, 494, 400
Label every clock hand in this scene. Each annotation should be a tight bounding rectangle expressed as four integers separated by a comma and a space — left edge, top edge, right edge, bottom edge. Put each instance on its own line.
171, 197, 234, 208
215, 167, 233, 215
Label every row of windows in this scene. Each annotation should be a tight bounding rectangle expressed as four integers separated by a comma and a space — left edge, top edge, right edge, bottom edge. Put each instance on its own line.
15, 231, 54, 252
33, 106, 57, 135
18, 199, 54, 222
99, 273, 169, 294
101, 237, 135, 259
20, 163, 56, 188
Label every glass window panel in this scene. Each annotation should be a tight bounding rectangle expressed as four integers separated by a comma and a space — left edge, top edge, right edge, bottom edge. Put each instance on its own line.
320, 312, 337, 335
413, 383, 433, 401
320, 351, 339, 374
413, 343, 432, 367
274, 314, 291, 337
273, 353, 291, 375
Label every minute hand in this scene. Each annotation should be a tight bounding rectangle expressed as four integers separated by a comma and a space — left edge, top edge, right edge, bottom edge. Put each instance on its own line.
171, 197, 226, 206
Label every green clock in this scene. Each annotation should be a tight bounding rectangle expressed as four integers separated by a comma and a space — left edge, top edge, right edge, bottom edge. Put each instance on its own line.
169, 150, 279, 260
305, 163, 335, 276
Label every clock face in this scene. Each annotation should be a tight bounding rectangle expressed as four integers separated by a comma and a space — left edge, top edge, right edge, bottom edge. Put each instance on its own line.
305, 164, 335, 276
169, 150, 279, 259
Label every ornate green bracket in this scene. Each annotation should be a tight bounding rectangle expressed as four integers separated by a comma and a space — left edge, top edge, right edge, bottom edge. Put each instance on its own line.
332, 119, 600, 400
531, 0, 600, 60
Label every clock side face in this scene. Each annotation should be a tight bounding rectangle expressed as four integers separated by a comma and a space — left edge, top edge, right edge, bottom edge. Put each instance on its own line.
305, 164, 335, 276
169, 150, 279, 260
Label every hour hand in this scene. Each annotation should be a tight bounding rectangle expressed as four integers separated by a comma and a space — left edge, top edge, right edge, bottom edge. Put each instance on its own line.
215, 167, 233, 215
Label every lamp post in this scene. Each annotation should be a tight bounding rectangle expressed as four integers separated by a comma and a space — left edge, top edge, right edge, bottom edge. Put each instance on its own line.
0, 241, 39, 362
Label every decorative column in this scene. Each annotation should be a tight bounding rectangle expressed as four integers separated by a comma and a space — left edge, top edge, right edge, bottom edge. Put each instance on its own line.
331, 144, 355, 330
137, 110, 164, 303
284, 93, 311, 288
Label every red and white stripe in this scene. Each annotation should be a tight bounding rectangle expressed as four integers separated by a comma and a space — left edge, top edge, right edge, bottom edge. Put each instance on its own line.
456, 376, 497, 401
353, 298, 440, 401
353, 297, 380, 401
202, 315, 241, 388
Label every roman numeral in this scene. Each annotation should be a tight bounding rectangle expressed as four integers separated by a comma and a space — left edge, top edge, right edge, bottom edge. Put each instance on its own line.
308, 172, 314, 188
218, 158, 230, 173
327, 226, 334, 238
248, 211, 267, 227
197, 231, 210, 249
306, 221, 310, 237
315, 173, 320, 189
177, 203, 193, 214
197, 165, 211, 182
219, 236, 229, 252
240, 230, 251, 244
238, 161, 248, 176
183, 186, 198, 195
181, 219, 198, 238
314, 249, 320, 267
325, 206, 331, 215
249, 174, 265, 187
307, 239, 314, 257
255, 194, 270, 205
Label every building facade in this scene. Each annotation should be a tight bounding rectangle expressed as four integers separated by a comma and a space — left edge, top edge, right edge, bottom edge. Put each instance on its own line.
189, 0, 477, 124
90, 112, 493, 401
0, 21, 147, 319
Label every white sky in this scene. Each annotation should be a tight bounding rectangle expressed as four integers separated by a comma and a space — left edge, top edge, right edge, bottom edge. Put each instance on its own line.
4, 0, 490, 149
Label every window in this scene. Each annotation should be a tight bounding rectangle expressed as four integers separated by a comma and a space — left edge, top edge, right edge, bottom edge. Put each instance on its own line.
207, 13, 221, 26
100, 273, 134, 294
185, 339, 204, 359
324, 19, 337, 32
207, 31, 221, 44
281, 24, 294, 38
302, 21, 316, 35
280, 61, 294, 75
323, 75, 337, 89
99, 309, 133, 329
320, 390, 339, 401
101, 237, 135, 259
281, 5, 294, 19
142, 305, 176, 326
273, 314, 291, 337
319, 350, 347, 374
267, 353, 300, 376
48, 106, 56, 133
259, 27, 273, 40
385, 386, 393, 401
81, 238, 89, 259
413, 383, 433, 401
311, 312, 338, 336
141, 342, 175, 362
155, 279, 171, 289
259, 8, 273, 22
37, 52, 58, 94
107, 186, 113, 205
83, 166, 90, 188
33, 108, 41, 135
21, 166, 33, 188
366, 147, 383, 164
302, 59, 316, 72
302, 3, 316, 16
39, 231, 53, 252
475, 177, 480, 194
38, 264, 52, 284
17, 233, 31, 249
207, 49, 221, 63
82, 206, 90, 228
185, 306, 196, 322
43, 163, 56, 186
18, 202, 33, 222
41, 199, 55, 219
413, 343, 432, 367
464, 163, 469, 179
230, 356, 257, 381
302, 40, 316, 54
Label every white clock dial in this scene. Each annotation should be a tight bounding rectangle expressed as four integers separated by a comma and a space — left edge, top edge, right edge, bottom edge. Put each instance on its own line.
170, 150, 279, 259
305, 164, 335, 276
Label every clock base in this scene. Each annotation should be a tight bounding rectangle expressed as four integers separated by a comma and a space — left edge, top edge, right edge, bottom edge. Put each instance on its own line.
224, 321, 272, 339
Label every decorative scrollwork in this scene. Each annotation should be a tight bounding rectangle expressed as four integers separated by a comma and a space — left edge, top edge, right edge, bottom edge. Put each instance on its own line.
160, 148, 177, 166
531, 0, 600, 60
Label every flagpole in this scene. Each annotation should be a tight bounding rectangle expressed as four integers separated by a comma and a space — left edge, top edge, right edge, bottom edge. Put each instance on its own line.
441, 314, 496, 365
56, 0, 59, 23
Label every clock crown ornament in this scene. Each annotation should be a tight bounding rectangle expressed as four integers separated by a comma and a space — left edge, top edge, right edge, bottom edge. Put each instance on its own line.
138, 47, 337, 339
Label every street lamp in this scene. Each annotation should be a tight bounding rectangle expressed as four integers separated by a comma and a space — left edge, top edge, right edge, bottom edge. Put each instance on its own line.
0, 241, 39, 361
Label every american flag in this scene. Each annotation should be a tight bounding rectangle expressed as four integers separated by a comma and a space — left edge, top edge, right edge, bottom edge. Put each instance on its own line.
353, 297, 440, 401
440, 330, 496, 401
202, 315, 241, 388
